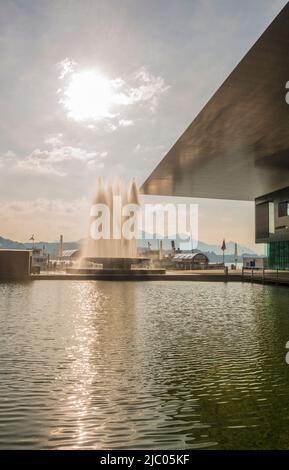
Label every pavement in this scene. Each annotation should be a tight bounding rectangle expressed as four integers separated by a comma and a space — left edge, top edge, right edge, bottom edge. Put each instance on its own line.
30, 268, 289, 286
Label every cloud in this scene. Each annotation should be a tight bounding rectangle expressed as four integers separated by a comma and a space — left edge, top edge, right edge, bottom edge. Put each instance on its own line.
57, 58, 76, 80
127, 67, 170, 111
0, 151, 16, 167
0, 197, 90, 241
119, 119, 135, 127
44, 133, 63, 147
1, 145, 108, 177
57, 60, 169, 126
3, 198, 88, 215
18, 146, 107, 176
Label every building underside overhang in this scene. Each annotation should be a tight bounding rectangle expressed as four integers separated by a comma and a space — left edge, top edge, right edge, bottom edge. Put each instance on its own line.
141, 3, 289, 201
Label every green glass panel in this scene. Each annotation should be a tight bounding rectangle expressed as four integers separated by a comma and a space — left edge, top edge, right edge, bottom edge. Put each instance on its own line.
267, 241, 289, 270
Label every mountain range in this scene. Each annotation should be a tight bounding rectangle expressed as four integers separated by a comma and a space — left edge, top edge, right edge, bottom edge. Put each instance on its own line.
137, 233, 258, 255
0, 234, 258, 257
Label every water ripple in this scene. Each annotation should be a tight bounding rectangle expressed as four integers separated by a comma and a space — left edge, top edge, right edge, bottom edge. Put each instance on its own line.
1, 281, 289, 449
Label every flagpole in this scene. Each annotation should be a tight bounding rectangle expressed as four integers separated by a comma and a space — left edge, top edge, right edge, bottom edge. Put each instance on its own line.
221, 239, 226, 268
234, 242, 238, 269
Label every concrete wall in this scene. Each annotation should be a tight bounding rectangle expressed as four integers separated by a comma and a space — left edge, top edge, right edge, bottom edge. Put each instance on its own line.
0, 250, 31, 280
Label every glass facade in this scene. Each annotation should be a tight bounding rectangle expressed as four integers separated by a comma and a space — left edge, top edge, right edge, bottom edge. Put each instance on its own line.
267, 241, 289, 270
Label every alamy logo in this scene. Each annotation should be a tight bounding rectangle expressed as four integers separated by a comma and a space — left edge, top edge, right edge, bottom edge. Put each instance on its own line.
89, 197, 199, 246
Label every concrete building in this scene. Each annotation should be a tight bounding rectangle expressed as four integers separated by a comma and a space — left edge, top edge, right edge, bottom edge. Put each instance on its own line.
0, 250, 31, 280
141, 4, 289, 270
243, 256, 267, 270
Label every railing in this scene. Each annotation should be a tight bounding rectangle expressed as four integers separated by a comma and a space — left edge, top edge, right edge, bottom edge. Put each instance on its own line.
241, 267, 289, 285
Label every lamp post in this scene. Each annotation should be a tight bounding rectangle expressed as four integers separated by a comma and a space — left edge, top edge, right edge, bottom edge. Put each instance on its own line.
29, 234, 35, 249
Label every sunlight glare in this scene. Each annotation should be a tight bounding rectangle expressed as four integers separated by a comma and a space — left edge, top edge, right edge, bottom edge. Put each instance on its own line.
63, 70, 116, 121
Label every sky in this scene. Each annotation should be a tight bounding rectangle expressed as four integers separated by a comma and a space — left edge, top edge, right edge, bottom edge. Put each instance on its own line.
0, 0, 287, 249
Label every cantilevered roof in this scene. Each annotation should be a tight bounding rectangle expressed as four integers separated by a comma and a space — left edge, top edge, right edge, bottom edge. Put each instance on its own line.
141, 3, 289, 201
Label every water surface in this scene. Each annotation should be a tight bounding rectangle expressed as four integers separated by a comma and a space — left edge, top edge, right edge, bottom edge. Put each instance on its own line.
1, 281, 289, 449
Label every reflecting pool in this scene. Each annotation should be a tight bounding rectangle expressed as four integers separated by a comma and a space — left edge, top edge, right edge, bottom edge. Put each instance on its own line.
1, 281, 289, 449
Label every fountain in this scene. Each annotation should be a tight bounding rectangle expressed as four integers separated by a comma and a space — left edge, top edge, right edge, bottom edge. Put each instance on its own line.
67, 178, 165, 279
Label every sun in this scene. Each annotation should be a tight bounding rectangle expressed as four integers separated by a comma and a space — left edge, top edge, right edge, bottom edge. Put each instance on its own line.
62, 70, 116, 122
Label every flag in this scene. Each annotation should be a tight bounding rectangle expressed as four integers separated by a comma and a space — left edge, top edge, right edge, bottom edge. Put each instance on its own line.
221, 239, 226, 251
29, 234, 35, 241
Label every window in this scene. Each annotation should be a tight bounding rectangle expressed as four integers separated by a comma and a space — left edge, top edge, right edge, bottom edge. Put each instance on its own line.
278, 201, 289, 218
